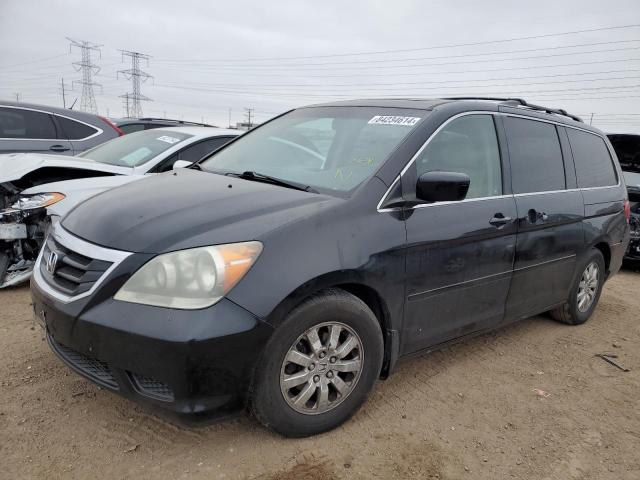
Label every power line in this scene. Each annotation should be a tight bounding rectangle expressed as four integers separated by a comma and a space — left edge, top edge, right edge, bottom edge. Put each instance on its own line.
155, 23, 640, 62
153, 74, 640, 93
67, 37, 102, 114
155, 39, 640, 68
151, 79, 640, 97
118, 50, 152, 117
150, 57, 640, 79
155, 46, 640, 72
0, 52, 70, 69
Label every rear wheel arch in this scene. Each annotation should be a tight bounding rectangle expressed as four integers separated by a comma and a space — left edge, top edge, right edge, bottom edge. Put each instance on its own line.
592, 241, 611, 273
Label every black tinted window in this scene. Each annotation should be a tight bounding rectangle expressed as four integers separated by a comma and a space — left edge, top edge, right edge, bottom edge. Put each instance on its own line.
0, 107, 56, 139
178, 137, 234, 163
416, 115, 502, 199
567, 128, 618, 188
119, 123, 145, 134
56, 115, 97, 140
608, 134, 640, 173
566, 129, 617, 188
505, 117, 565, 193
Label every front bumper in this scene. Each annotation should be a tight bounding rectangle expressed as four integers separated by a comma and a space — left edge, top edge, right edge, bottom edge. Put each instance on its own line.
31, 272, 274, 421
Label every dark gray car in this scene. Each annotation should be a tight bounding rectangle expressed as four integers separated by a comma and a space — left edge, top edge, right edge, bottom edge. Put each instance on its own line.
0, 101, 122, 155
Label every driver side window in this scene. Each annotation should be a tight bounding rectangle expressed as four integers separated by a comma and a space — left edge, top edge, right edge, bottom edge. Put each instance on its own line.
415, 115, 502, 199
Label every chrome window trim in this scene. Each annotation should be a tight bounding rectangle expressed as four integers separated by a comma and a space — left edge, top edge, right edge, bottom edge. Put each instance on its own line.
53, 112, 103, 141
376, 110, 622, 213
513, 188, 579, 197
32, 223, 132, 304
503, 112, 600, 136
0, 104, 103, 141
376, 111, 505, 212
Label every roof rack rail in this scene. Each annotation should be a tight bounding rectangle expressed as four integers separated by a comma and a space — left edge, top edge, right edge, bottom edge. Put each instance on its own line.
137, 117, 215, 126
443, 97, 583, 123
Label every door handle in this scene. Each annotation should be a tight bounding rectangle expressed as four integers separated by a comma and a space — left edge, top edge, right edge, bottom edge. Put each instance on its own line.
489, 213, 512, 227
49, 144, 70, 152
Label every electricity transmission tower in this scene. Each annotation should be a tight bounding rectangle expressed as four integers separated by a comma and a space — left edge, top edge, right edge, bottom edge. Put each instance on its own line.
67, 38, 102, 114
118, 50, 152, 117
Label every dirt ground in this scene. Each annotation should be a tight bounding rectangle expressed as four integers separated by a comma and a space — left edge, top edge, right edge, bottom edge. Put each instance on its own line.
1, 272, 639, 480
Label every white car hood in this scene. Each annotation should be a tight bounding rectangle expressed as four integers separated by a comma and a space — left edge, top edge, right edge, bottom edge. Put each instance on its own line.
21, 174, 147, 218
0, 152, 131, 183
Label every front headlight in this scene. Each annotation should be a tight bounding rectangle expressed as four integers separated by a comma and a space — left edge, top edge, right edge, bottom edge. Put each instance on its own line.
12, 192, 66, 211
114, 241, 263, 309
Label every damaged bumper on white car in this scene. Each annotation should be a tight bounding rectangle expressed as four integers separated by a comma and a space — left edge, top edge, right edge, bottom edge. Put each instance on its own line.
0, 198, 59, 288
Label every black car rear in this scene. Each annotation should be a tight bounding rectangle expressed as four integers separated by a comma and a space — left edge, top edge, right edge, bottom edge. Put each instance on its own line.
608, 133, 640, 262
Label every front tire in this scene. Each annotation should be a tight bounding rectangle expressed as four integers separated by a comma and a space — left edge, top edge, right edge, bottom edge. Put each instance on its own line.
250, 289, 383, 437
550, 249, 605, 325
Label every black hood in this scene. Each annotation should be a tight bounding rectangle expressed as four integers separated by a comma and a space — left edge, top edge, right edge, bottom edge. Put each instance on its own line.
62, 169, 337, 253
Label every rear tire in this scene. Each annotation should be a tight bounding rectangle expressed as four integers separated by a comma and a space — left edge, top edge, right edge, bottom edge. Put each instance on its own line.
550, 249, 605, 325
250, 289, 383, 437
0, 252, 10, 286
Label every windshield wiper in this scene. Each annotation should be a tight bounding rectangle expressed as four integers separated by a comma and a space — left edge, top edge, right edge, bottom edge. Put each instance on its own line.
224, 171, 318, 193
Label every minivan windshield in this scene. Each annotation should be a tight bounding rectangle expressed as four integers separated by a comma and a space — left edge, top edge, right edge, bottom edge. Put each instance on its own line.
78, 129, 193, 167
200, 107, 426, 193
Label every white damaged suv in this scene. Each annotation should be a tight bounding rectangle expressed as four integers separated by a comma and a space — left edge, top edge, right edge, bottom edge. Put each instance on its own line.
0, 126, 238, 287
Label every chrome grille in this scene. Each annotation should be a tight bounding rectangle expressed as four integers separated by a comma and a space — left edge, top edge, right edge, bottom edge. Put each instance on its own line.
40, 235, 112, 296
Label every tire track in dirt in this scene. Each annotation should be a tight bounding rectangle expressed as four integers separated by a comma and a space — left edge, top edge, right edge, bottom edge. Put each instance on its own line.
3, 274, 640, 479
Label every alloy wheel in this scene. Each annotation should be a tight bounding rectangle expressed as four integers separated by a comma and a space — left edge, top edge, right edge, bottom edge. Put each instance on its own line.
577, 261, 599, 313
280, 322, 364, 415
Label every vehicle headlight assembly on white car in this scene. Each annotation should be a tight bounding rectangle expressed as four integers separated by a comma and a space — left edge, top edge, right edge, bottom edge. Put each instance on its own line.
114, 241, 263, 309
11, 192, 66, 211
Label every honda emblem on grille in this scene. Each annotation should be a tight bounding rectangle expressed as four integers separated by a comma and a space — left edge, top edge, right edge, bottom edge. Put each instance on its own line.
46, 251, 58, 274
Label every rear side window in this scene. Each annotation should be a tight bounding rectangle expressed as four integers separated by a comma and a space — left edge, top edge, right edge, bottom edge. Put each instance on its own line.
56, 115, 98, 140
0, 107, 57, 139
567, 129, 617, 188
415, 115, 502, 199
505, 117, 565, 194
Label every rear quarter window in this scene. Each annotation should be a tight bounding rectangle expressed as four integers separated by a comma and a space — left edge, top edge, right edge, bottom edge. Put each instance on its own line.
505, 117, 566, 194
56, 115, 98, 140
567, 129, 617, 188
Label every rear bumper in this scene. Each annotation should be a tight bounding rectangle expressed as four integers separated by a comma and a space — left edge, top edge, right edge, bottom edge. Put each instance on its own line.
31, 275, 274, 421
610, 240, 628, 277
624, 234, 640, 261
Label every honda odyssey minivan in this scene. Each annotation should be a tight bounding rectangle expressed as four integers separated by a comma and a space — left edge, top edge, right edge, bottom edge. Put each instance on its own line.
31, 98, 630, 437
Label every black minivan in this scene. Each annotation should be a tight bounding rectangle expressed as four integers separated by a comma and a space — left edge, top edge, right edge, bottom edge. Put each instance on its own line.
31, 98, 630, 437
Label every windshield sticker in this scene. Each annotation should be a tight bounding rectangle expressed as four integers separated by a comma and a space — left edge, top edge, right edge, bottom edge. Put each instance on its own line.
120, 147, 152, 166
157, 135, 181, 144
368, 115, 421, 126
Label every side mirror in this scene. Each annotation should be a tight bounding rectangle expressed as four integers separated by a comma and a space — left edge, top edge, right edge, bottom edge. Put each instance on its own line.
416, 171, 470, 202
172, 160, 193, 170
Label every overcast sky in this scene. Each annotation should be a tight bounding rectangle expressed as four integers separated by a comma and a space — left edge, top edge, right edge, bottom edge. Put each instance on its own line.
1, 0, 640, 132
